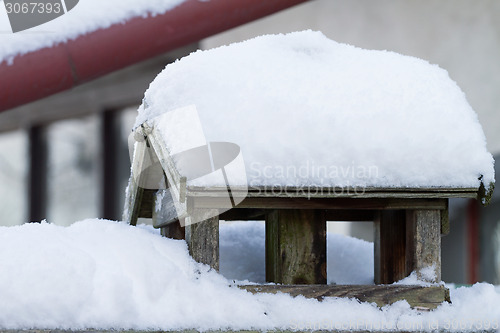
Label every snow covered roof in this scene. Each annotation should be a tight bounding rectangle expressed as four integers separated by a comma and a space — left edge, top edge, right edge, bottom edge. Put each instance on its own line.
0, 0, 186, 64
136, 31, 495, 198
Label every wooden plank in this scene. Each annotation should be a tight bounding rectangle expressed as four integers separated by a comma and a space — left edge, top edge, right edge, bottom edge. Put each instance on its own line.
266, 210, 326, 284
266, 210, 280, 283
187, 185, 479, 199
145, 124, 188, 219
219, 208, 266, 221
129, 136, 168, 222
441, 199, 450, 236
160, 220, 185, 240
194, 196, 448, 210
374, 210, 407, 284
406, 210, 441, 283
152, 189, 182, 227
138, 189, 155, 218
240, 284, 450, 309
123, 140, 148, 225
217, 209, 377, 222
123, 181, 142, 226
219, 209, 375, 221
326, 210, 375, 221
185, 209, 219, 271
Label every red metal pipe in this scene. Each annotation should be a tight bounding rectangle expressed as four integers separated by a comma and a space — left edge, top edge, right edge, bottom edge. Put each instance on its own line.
0, 0, 310, 113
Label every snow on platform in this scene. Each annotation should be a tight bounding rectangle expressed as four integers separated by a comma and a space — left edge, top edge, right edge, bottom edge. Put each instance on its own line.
136, 31, 494, 192
0, 219, 499, 331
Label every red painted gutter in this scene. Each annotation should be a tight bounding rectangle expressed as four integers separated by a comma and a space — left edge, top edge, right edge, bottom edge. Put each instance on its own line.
0, 0, 310, 112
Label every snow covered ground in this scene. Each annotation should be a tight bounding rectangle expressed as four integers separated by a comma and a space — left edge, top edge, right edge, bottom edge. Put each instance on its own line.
0, 219, 499, 331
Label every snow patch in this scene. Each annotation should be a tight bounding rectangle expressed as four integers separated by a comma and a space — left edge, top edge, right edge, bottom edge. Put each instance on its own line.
394, 266, 441, 287
0, 219, 499, 331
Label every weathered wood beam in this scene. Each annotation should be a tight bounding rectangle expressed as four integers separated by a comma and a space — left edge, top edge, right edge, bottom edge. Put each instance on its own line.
406, 210, 441, 283
266, 210, 326, 284
441, 199, 450, 236
194, 197, 448, 210
160, 220, 185, 240
326, 210, 375, 221
240, 284, 450, 309
188, 185, 480, 199
219, 208, 376, 222
152, 189, 181, 227
123, 140, 148, 225
123, 177, 143, 226
185, 209, 219, 271
138, 189, 155, 218
219, 208, 266, 221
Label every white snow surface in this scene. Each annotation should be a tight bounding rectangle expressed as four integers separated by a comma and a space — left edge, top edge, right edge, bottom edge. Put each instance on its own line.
0, 0, 186, 64
1, 219, 500, 331
137, 31, 495, 191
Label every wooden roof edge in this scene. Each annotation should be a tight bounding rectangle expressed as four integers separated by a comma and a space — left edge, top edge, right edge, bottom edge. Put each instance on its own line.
187, 185, 480, 193
185, 185, 482, 200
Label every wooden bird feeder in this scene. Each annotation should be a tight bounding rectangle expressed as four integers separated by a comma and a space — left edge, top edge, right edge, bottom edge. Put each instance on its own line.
124, 121, 492, 309
124, 31, 495, 310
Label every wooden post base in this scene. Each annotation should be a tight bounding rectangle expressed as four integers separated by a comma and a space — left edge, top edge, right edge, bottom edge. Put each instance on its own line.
185, 210, 219, 271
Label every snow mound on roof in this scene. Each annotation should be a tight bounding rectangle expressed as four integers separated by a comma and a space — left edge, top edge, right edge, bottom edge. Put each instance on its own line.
0, 0, 186, 64
137, 30, 494, 191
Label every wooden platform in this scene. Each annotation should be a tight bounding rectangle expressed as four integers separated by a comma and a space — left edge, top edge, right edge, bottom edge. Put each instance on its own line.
3, 328, 496, 333
240, 284, 450, 309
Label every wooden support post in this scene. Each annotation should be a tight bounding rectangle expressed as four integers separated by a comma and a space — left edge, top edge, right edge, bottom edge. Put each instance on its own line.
185, 209, 219, 271
374, 210, 407, 284
406, 210, 441, 283
265, 209, 326, 284
160, 220, 185, 240
441, 199, 450, 236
